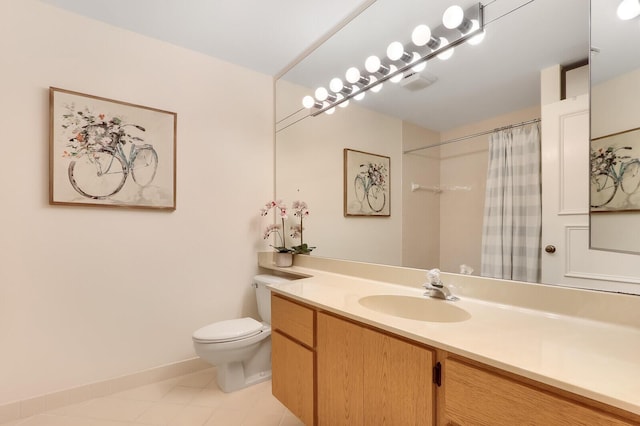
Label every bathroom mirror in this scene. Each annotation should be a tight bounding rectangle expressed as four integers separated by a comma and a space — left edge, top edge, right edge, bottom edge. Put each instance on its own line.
589, 0, 640, 254
275, 0, 593, 283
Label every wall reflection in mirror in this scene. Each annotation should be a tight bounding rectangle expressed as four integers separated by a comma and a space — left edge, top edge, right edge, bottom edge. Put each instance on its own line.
276, 0, 638, 294
589, 0, 640, 254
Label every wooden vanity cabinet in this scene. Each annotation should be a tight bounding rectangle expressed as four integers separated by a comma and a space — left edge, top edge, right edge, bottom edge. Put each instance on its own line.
317, 312, 435, 426
442, 356, 639, 426
271, 294, 640, 426
271, 294, 315, 425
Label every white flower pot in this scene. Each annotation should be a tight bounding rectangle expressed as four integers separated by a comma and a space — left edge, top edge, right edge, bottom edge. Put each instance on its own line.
274, 252, 293, 267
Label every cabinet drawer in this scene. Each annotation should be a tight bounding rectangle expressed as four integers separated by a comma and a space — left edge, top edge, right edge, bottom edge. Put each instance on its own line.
271, 294, 315, 348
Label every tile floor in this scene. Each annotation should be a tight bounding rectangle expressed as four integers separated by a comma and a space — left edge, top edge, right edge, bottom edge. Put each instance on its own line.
2, 369, 304, 426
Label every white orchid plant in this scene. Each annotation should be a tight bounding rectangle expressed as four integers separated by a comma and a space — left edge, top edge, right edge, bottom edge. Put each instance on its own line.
260, 200, 315, 254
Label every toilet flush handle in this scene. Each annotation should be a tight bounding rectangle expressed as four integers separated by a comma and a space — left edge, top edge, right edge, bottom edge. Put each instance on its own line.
251, 282, 258, 288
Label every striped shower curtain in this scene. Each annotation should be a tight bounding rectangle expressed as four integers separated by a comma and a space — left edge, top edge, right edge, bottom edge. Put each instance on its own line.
480, 124, 541, 282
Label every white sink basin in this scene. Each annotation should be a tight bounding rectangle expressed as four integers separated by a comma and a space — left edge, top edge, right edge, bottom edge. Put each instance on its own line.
358, 294, 471, 323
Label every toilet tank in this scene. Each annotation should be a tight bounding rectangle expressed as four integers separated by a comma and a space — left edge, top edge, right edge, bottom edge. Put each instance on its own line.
253, 274, 291, 323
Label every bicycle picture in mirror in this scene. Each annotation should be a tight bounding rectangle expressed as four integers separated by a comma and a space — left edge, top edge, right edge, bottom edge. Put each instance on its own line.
344, 148, 390, 216
50, 88, 176, 210
590, 127, 640, 212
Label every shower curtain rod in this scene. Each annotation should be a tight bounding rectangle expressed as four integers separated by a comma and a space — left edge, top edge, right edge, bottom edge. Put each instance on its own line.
403, 117, 541, 154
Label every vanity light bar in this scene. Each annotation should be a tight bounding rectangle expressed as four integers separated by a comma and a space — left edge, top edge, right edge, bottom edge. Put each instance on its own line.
301, 3, 485, 116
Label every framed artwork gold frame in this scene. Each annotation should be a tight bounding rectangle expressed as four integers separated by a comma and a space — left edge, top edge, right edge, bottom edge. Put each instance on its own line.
343, 148, 390, 217
49, 87, 177, 210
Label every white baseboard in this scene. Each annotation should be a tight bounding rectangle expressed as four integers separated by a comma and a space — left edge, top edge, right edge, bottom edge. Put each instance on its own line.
0, 357, 210, 424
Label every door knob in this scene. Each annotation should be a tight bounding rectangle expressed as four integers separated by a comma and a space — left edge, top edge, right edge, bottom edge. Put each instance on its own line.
545, 245, 556, 253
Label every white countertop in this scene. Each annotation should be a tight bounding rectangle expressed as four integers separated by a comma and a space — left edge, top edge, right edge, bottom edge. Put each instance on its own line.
262, 262, 640, 416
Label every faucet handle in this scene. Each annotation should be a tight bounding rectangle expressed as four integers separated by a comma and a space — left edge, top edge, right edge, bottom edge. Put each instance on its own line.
422, 281, 436, 289
426, 268, 444, 287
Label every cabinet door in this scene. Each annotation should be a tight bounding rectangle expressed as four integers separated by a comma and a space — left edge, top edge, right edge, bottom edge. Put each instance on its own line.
317, 312, 364, 426
444, 357, 635, 425
363, 327, 434, 425
272, 330, 314, 425
317, 312, 435, 426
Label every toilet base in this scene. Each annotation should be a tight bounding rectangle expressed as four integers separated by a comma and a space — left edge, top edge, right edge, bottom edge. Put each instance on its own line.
215, 337, 272, 393
217, 363, 272, 393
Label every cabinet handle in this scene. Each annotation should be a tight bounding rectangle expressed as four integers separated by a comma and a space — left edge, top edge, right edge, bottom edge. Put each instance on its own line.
433, 362, 442, 387
545, 245, 556, 253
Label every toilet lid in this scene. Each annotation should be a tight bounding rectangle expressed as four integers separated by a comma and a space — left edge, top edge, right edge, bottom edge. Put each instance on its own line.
193, 317, 263, 343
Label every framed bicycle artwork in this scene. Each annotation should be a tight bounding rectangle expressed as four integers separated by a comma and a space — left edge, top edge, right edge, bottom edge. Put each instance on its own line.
343, 148, 390, 217
49, 87, 177, 210
590, 126, 640, 213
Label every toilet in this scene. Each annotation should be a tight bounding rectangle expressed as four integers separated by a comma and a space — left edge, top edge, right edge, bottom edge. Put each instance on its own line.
192, 274, 291, 392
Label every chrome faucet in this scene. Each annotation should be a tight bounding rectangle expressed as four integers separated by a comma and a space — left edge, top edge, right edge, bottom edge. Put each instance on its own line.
423, 269, 458, 301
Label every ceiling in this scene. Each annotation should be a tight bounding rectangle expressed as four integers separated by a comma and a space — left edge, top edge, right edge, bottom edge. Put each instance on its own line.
39, 0, 371, 76
41, 0, 591, 131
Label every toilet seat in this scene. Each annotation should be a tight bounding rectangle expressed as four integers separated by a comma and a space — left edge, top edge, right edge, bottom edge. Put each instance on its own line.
193, 317, 263, 343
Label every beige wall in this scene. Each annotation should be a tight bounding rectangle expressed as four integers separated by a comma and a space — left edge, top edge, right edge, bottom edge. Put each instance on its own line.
591, 68, 640, 138
401, 122, 440, 269
0, 0, 273, 405
276, 80, 403, 265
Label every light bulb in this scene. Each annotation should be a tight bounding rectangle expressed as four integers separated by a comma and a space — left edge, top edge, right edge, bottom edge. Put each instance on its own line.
411, 52, 426, 72
617, 0, 640, 20
345, 67, 361, 84
365, 55, 382, 73
331, 78, 352, 95
387, 41, 407, 61
336, 93, 349, 108
443, 5, 464, 29
315, 87, 328, 101
411, 24, 432, 47
389, 65, 403, 83
437, 37, 454, 60
329, 77, 344, 93
370, 76, 383, 93
346, 66, 370, 85
353, 86, 365, 101
365, 55, 390, 76
302, 95, 317, 109
467, 19, 486, 45
322, 101, 336, 115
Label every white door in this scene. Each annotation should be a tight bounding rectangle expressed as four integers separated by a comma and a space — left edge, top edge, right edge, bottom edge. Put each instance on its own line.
541, 94, 640, 294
